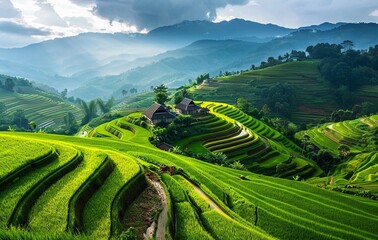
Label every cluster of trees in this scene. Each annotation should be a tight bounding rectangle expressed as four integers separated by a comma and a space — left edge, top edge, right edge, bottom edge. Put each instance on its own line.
300, 133, 352, 174
122, 88, 138, 96
236, 98, 267, 119
308, 42, 378, 104
153, 84, 170, 105
195, 73, 210, 84
258, 50, 307, 69
0, 76, 35, 94
236, 98, 300, 139
174, 86, 192, 104
151, 115, 194, 143
330, 101, 378, 122
0, 103, 32, 131
80, 97, 114, 125
0, 78, 15, 92
261, 83, 296, 118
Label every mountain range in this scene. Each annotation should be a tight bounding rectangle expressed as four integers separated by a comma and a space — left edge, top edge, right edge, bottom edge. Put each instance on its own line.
0, 19, 377, 100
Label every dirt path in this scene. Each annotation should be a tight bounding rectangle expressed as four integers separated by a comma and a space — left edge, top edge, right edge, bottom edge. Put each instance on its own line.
188, 180, 230, 218
152, 181, 168, 240
143, 174, 168, 240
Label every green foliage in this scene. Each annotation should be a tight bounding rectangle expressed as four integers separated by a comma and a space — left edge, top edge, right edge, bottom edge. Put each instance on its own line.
174, 114, 192, 127
64, 112, 79, 135
236, 98, 261, 118
97, 97, 115, 114
11, 109, 29, 129
3, 78, 15, 92
174, 87, 192, 104
61, 88, 68, 99
229, 160, 247, 171
153, 84, 169, 105
196, 73, 210, 85
261, 83, 295, 117
361, 101, 378, 115
119, 227, 137, 240
80, 100, 98, 125
318, 44, 378, 91
306, 43, 342, 59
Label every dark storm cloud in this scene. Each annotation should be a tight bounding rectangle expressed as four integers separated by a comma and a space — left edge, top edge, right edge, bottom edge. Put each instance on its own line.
0, 20, 51, 36
70, 0, 249, 30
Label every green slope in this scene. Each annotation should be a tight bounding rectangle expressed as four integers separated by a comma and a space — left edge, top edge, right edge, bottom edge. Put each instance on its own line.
191, 61, 378, 123
0, 89, 83, 130
1, 113, 377, 239
296, 115, 378, 192
174, 101, 322, 179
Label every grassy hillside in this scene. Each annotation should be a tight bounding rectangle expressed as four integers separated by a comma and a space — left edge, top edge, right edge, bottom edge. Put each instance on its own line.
174, 102, 322, 179
191, 61, 378, 123
0, 112, 377, 239
296, 115, 378, 193
0, 88, 83, 130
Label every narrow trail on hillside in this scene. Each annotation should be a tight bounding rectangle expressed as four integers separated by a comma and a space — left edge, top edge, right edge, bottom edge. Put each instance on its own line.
144, 173, 168, 240
186, 179, 230, 218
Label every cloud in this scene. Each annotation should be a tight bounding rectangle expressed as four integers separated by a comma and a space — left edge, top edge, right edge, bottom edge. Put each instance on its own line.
0, 20, 51, 36
34, 0, 68, 27
0, 0, 22, 18
70, 0, 249, 30
370, 9, 378, 17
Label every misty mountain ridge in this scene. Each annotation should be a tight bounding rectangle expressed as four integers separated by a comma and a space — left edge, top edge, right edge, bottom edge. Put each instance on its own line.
0, 20, 376, 100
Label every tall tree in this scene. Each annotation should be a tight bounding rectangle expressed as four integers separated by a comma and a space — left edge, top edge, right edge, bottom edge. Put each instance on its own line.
12, 109, 29, 128
61, 88, 68, 99
97, 97, 114, 114
64, 112, 78, 134
153, 84, 169, 105
174, 88, 192, 104
80, 100, 97, 125
4, 78, 15, 92
341, 40, 354, 51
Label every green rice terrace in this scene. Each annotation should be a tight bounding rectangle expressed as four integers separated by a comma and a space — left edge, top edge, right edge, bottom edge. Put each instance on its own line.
0, 89, 83, 130
0, 105, 377, 240
174, 101, 322, 179
296, 115, 378, 193
191, 61, 378, 123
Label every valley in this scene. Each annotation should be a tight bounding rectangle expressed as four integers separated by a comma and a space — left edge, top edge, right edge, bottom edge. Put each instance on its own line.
0, 9, 378, 240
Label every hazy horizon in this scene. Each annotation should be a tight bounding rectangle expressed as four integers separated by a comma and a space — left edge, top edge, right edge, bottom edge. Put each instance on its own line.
0, 0, 377, 48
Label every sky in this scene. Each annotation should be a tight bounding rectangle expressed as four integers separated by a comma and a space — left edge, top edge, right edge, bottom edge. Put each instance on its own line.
0, 0, 378, 48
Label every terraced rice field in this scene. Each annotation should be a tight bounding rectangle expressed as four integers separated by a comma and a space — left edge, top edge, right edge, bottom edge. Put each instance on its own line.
191, 61, 378, 123
0, 134, 145, 239
296, 115, 378, 188
193, 61, 338, 123
0, 91, 83, 130
175, 101, 321, 179
1, 111, 377, 239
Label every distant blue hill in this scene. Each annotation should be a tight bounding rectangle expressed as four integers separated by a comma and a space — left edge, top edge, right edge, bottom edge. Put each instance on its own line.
0, 20, 376, 100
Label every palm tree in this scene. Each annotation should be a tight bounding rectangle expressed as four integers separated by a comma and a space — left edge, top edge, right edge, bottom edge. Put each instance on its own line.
80, 100, 97, 125
97, 97, 114, 114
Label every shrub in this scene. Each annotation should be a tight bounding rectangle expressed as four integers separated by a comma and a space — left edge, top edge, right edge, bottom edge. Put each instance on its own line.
119, 227, 137, 240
